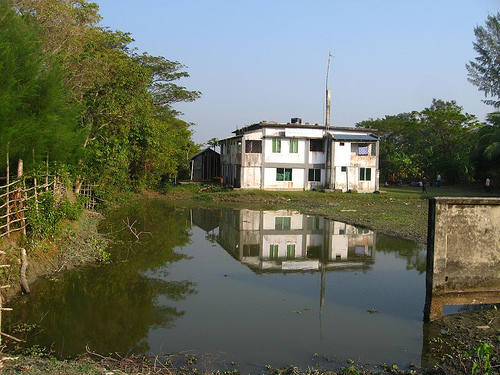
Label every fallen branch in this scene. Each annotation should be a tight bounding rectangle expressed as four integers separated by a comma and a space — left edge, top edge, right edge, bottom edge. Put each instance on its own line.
123, 218, 152, 241
0, 331, 23, 343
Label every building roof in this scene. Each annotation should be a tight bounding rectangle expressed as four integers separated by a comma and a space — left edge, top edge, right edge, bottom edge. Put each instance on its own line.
232, 121, 376, 135
189, 148, 220, 160
333, 134, 378, 141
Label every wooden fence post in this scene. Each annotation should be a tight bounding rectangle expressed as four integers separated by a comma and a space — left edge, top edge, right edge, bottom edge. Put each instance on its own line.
17, 159, 26, 237
45, 153, 49, 192
33, 177, 38, 215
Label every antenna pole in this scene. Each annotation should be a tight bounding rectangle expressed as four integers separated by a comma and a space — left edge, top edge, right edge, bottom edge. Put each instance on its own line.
325, 52, 333, 128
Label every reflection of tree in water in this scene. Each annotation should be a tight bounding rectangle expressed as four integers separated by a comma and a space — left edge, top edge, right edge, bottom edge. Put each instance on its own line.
7, 200, 197, 357
375, 234, 426, 273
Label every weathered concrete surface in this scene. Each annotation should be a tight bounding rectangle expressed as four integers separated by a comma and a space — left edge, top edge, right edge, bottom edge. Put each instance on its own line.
424, 197, 500, 321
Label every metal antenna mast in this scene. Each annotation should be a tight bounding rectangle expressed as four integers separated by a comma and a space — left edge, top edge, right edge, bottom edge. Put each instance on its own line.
325, 52, 333, 128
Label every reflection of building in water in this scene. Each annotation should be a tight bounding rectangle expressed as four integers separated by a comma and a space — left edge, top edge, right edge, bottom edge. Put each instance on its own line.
215, 209, 375, 272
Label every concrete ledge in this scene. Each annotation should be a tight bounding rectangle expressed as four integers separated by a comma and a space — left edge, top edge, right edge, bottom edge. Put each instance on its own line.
425, 196, 500, 321
432, 196, 500, 205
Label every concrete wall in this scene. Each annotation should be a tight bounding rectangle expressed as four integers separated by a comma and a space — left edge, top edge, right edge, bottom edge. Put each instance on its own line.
424, 197, 500, 321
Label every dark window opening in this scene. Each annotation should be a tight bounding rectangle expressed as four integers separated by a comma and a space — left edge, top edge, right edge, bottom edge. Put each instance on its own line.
245, 140, 262, 153
360, 167, 372, 181
310, 139, 324, 151
307, 246, 322, 259
243, 244, 260, 257
308, 168, 321, 182
341, 166, 347, 172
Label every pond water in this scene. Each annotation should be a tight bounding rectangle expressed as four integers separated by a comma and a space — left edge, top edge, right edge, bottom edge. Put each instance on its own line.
6, 200, 428, 371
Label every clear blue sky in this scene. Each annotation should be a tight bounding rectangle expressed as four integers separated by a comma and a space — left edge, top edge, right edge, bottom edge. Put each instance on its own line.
94, 0, 498, 144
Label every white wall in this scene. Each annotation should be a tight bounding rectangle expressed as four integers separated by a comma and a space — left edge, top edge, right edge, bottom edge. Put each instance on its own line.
333, 142, 351, 166
241, 166, 261, 188
264, 138, 306, 164
263, 167, 305, 190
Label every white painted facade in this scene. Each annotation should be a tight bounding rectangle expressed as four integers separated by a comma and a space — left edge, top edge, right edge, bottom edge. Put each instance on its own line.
219, 121, 379, 192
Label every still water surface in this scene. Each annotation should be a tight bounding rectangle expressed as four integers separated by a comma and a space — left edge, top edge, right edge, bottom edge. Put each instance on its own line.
7, 200, 427, 370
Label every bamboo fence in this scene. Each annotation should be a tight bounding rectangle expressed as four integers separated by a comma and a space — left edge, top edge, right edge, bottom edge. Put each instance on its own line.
0, 153, 63, 345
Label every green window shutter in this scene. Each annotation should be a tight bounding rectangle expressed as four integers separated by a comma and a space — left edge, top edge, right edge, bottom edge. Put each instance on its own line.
275, 217, 283, 230
273, 138, 281, 153
360, 168, 365, 180
283, 217, 291, 230
287, 244, 295, 259
366, 168, 371, 181
284, 169, 292, 181
270, 244, 278, 259
289, 139, 298, 153
308, 169, 314, 181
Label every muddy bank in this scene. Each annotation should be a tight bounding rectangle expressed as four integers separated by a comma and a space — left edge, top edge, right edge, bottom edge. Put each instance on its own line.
0, 211, 109, 302
422, 307, 499, 374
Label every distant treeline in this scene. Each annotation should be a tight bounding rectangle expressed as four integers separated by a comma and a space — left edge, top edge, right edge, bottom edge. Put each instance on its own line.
0, 0, 200, 190
357, 100, 500, 185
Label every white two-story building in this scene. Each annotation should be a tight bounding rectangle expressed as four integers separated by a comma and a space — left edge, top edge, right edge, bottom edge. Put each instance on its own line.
219, 118, 379, 192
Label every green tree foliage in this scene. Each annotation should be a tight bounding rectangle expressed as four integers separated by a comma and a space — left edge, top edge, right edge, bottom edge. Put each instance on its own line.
471, 112, 500, 182
207, 137, 219, 150
357, 100, 480, 184
0, 0, 82, 168
9, 0, 200, 189
466, 13, 500, 108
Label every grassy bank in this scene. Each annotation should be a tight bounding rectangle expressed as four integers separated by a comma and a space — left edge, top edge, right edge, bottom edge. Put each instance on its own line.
161, 184, 498, 243
0, 210, 109, 302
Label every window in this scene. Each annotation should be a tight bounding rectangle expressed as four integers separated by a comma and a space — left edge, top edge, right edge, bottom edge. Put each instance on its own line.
287, 244, 296, 259
308, 168, 321, 182
310, 139, 323, 151
275, 217, 291, 230
352, 143, 369, 156
243, 244, 260, 257
341, 166, 347, 172
339, 142, 345, 146
276, 168, 292, 181
245, 140, 262, 153
360, 167, 372, 181
269, 244, 278, 259
289, 139, 298, 153
272, 138, 281, 153
306, 216, 320, 230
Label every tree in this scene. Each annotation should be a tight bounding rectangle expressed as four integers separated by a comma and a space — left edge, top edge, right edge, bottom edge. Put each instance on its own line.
207, 138, 218, 151
10, 0, 201, 190
466, 13, 500, 108
357, 100, 481, 184
0, 0, 82, 169
471, 112, 500, 182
